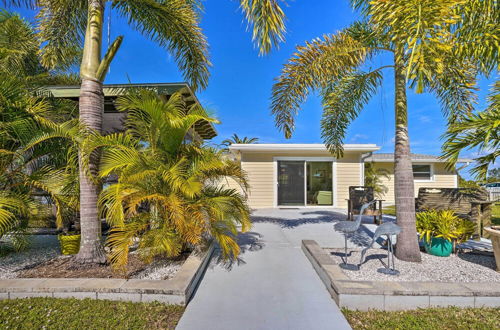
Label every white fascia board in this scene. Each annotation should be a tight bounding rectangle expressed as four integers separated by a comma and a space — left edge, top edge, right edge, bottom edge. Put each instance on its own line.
228, 143, 380, 152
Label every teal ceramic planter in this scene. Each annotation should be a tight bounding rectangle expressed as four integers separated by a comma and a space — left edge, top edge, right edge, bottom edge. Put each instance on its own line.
423, 237, 453, 257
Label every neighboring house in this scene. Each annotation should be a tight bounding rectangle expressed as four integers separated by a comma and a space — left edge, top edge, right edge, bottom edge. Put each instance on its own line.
228, 144, 473, 209
47, 83, 217, 142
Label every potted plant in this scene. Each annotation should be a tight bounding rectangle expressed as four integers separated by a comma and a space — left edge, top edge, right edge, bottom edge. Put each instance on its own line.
57, 211, 81, 255
416, 210, 475, 257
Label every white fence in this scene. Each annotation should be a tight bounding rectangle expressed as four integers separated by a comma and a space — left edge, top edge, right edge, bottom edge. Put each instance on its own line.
488, 188, 500, 201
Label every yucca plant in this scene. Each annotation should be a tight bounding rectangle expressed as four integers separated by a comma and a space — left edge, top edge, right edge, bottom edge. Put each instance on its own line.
81, 90, 251, 269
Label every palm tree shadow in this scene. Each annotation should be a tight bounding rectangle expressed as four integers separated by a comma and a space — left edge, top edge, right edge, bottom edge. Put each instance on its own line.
251, 210, 347, 228
457, 251, 497, 271
210, 231, 265, 271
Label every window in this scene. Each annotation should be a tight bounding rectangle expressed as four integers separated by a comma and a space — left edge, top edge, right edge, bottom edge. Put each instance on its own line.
412, 164, 432, 181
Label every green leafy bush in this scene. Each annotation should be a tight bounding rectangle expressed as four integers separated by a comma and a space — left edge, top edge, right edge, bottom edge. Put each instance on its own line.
416, 210, 476, 251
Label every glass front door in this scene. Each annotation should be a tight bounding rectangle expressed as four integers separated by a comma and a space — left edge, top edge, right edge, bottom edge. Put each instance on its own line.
277, 160, 333, 206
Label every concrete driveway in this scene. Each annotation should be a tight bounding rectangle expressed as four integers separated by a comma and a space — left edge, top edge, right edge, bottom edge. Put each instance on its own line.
177, 208, 387, 330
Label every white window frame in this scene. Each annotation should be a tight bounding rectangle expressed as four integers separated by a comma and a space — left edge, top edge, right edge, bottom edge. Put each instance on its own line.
412, 163, 434, 182
273, 157, 337, 208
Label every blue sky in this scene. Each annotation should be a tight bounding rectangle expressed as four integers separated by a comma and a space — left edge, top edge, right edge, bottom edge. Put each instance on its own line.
15, 1, 494, 175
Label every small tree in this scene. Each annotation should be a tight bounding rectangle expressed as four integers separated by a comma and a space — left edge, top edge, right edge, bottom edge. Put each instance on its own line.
364, 162, 389, 199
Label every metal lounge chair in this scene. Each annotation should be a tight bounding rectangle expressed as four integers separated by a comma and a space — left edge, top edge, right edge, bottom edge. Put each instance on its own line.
334, 201, 376, 266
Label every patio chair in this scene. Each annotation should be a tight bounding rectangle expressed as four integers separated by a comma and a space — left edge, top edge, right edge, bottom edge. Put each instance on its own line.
347, 186, 384, 224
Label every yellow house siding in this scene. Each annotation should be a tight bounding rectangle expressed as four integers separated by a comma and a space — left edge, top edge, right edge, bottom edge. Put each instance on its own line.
336, 153, 363, 208
239, 151, 363, 209
241, 152, 275, 208
372, 162, 458, 205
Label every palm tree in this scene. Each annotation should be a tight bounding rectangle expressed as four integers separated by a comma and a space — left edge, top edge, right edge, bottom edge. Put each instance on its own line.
8, 0, 286, 263
81, 90, 250, 268
442, 81, 499, 180
221, 133, 259, 148
270, 1, 487, 261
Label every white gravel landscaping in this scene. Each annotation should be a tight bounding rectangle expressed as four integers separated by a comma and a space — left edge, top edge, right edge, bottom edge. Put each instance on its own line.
130, 258, 183, 280
0, 235, 184, 280
0, 235, 59, 279
327, 248, 500, 283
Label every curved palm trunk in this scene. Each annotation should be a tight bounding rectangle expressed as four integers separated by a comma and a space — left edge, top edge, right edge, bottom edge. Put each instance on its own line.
75, 0, 106, 264
393, 47, 421, 262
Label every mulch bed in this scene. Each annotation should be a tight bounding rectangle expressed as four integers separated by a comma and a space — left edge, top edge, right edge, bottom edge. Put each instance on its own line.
19, 253, 185, 279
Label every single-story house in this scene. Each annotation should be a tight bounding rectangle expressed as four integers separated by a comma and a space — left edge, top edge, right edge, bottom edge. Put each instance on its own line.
228, 144, 473, 209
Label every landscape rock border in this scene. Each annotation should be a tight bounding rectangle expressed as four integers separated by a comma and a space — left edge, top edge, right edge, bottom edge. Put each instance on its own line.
302, 240, 500, 311
0, 243, 214, 305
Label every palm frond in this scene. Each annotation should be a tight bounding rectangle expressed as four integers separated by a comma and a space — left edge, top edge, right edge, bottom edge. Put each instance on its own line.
271, 25, 379, 138
442, 81, 500, 179
321, 70, 383, 157
36, 0, 87, 70
239, 0, 286, 55
112, 0, 210, 91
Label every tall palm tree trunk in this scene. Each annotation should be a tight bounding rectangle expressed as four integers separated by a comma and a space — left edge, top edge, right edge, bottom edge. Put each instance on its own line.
75, 0, 106, 264
393, 46, 421, 262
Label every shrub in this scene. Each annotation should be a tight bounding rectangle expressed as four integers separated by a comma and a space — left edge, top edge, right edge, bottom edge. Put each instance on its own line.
416, 210, 476, 252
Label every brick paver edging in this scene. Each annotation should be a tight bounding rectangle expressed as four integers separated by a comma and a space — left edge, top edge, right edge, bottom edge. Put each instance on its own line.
0, 243, 214, 305
302, 240, 500, 311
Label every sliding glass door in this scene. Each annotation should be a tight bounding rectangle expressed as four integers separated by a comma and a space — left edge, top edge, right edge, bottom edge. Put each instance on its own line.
277, 161, 305, 206
277, 160, 333, 206
307, 162, 333, 206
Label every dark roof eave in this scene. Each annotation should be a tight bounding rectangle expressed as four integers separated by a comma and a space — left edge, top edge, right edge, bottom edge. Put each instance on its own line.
46, 83, 217, 139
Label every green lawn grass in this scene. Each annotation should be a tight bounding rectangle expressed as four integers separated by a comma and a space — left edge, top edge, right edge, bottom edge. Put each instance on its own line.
382, 205, 396, 216
0, 298, 184, 329
492, 204, 500, 226
343, 307, 500, 330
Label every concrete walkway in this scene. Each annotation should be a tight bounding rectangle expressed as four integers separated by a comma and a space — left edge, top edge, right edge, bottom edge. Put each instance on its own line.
177, 208, 381, 330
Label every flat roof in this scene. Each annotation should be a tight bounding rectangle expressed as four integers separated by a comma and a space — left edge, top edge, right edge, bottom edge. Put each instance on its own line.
365, 153, 473, 163
46, 83, 217, 139
229, 143, 380, 152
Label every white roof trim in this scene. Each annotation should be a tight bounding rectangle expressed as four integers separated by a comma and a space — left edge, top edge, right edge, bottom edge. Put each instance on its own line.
228, 143, 380, 152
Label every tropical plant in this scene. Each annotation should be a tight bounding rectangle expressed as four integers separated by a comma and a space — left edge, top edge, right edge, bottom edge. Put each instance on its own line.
0, 76, 78, 250
364, 162, 389, 198
221, 133, 259, 148
8, 0, 287, 264
442, 81, 499, 180
269, 0, 495, 261
416, 210, 475, 253
80, 90, 251, 269
0, 11, 78, 250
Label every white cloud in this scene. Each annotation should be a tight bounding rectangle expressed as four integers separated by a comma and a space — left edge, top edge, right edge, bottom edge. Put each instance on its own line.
418, 115, 431, 123
349, 134, 369, 142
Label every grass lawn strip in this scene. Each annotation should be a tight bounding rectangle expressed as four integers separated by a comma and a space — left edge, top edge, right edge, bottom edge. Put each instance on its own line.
492, 204, 500, 226
0, 297, 184, 329
343, 307, 500, 329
